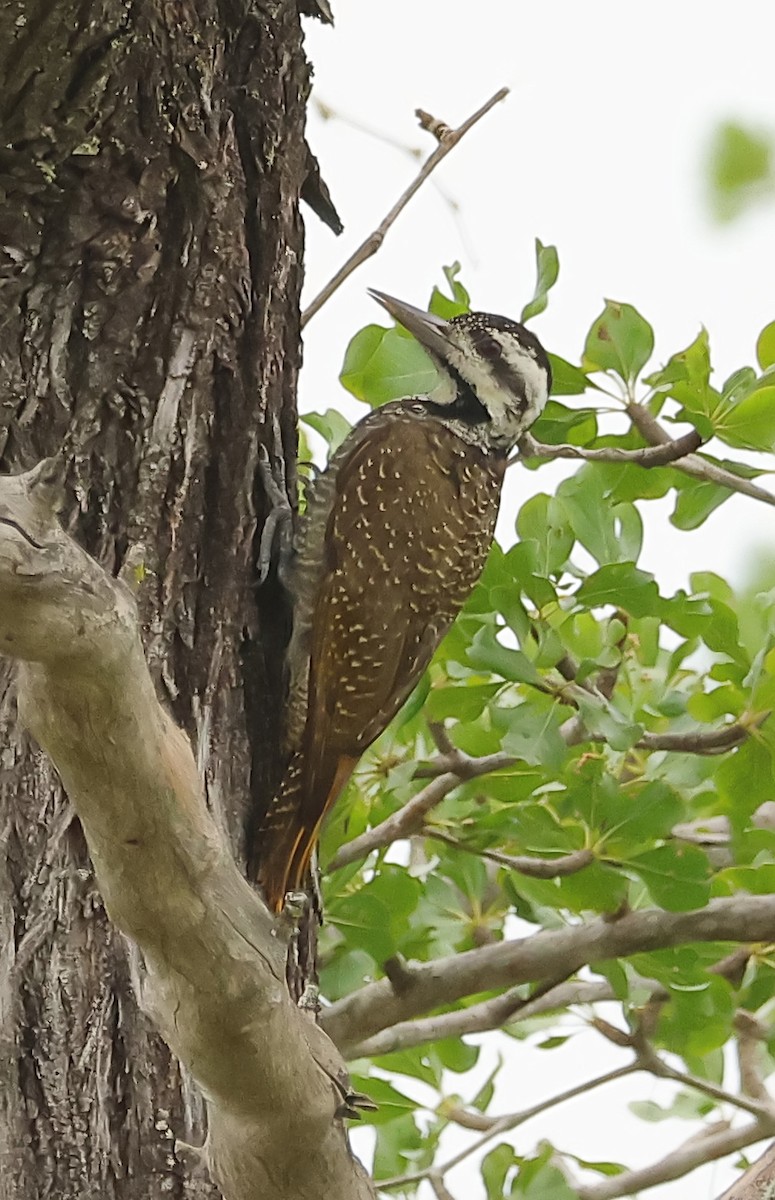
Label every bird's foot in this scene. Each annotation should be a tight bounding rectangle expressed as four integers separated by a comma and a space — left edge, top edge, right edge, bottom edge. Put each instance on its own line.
257, 443, 294, 587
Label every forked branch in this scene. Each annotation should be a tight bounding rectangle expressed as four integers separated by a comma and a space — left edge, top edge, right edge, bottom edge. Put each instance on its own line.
0, 460, 374, 1200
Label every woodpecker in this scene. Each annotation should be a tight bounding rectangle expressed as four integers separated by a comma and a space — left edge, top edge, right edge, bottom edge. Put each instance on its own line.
254, 290, 552, 912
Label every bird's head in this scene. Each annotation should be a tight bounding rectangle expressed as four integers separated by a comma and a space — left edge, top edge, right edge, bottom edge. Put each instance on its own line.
369, 289, 552, 449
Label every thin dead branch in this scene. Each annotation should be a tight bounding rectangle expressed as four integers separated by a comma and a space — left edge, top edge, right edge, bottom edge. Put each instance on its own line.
301, 88, 509, 326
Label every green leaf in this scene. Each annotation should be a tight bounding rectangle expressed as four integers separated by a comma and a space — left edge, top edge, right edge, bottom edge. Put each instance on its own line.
722, 365, 757, 404
348, 1074, 418, 1125
565, 1153, 626, 1177
707, 121, 774, 221
470, 1057, 503, 1111
571, 689, 644, 752
521, 239, 560, 323
547, 353, 592, 396
433, 1037, 479, 1074
715, 863, 775, 896
716, 385, 775, 451
466, 624, 541, 685
393, 671, 431, 728
576, 562, 660, 618
671, 475, 732, 530
507, 541, 559, 608
631, 1092, 715, 1123
557, 470, 644, 566
583, 301, 654, 383
529, 399, 597, 446
628, 844, 711, 910
483, 1144, 516, 1200
513, 1152, 577, 1199
372, 1048, 441, 1089
607, 781, 686, 847
319, 947, 377, 1002
646, 328, 714, 414
429, 262, 471, 318
372, 1112, 424, 1179
657, 975, 735, 1057
301, 408, 353, 454
496, 701, 568, 770
328, 868, 421, 962
340, 324, 438, 405
537, 1035, 570, 1050
756, 320, 775, 370
516, 493, 574, 574
425, 681, 501, 722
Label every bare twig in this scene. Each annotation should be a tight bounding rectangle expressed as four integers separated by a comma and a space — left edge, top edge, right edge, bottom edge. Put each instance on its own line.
371, 1001, 775, 1200
575, 1120, 775, 1200
423, 828, 595, 879
376, 1064, 638, 1191
627, 401, 775, 508
412, 748, 519, 781
346, 978, 613, 1060
560, 681, 762, 755
302, 88, 509, 326
736, 1011, 773, 1106
518, 428, 702, 467
634, 1041, 775, 1123
313, 97, 424, 158
638, 721, 759, 753
330, 713, 758, 873
428, 1172, 457, 1200
427, 720, 459, 756
327, 771, 462, 872
438, 1103, 494, 1133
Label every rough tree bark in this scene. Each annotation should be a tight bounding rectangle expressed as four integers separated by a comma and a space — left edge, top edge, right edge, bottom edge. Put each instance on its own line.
0, 2, 316, 1195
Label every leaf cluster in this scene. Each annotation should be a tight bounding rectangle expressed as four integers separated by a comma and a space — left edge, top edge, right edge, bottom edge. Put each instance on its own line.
304, 253, 775, 1197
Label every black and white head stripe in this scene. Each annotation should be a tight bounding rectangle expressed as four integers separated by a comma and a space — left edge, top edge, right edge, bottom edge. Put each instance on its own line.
436, 312, 552, 445
452, 312, 553, 396
366, 290, 552, 449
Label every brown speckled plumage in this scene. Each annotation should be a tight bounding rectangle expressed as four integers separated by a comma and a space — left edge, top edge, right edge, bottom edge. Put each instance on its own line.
253, 295, 551, 912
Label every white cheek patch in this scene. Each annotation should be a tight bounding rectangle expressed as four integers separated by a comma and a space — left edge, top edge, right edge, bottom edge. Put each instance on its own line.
444, 341, 549, 442
428, 370, 458, 405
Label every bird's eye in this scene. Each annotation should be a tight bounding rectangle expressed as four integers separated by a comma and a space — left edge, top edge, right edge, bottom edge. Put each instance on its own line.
474, 332, 502, 362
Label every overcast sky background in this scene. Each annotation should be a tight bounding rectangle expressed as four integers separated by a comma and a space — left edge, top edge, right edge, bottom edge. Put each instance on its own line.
299, 4, 775, 1196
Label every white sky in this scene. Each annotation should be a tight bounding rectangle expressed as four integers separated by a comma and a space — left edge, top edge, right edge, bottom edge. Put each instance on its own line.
300, 3, 775, 1196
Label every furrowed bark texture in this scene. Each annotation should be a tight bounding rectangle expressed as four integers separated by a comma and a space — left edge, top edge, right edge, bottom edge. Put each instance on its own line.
0, 3, 307, 1195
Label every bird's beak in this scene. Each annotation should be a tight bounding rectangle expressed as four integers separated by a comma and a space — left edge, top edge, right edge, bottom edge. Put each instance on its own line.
368, 289, 453, 359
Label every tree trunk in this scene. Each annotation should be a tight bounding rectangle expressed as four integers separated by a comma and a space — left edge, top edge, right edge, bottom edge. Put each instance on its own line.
0, 2, 307, 1194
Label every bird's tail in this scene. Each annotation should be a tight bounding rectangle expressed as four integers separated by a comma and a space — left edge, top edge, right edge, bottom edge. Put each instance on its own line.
254, 750, 357, 912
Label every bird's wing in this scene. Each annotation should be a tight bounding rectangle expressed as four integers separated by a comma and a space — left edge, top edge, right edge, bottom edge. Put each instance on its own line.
301, 411, 499, 801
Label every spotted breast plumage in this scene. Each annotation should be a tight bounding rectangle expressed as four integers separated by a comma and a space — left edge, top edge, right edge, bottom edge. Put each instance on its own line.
253, 290, 552, 912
